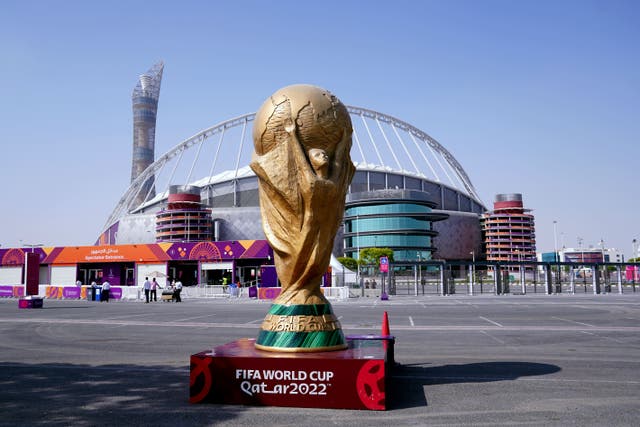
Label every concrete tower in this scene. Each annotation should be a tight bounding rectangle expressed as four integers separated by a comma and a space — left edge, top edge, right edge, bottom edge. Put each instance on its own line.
131, 61, 164, 207
481, 193, 537, 263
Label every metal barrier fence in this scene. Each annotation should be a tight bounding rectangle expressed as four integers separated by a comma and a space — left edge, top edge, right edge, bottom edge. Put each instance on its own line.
348, 261, 639, 296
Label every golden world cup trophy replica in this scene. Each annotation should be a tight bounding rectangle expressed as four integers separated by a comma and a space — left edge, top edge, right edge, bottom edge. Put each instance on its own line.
251, 84, 355, 352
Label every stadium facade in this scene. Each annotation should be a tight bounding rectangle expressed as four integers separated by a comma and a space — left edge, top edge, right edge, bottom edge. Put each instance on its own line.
94, 63, 488, 265
99, 109, 486, 264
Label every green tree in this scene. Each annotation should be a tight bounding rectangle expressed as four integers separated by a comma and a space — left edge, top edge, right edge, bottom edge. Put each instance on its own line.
358, 247, 394, 267
337, 256, 357, 271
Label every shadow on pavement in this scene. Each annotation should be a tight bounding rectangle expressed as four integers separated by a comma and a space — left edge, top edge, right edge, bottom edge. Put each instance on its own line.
0, 360, 562, 419
390, 361, 561, 409
0, 362, 243, 426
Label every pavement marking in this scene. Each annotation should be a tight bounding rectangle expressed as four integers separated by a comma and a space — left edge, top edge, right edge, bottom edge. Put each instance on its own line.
480, 330, 507, 345
247, 318, 264, 324
3, 318, 640, 333
172, 314, 216, 322
479, 316, 503, 327
409, 316, 415, 326
580, 330, 626, 344
454, 300, 475, 307
105, 313, 161, 320
552, 316, 595, 327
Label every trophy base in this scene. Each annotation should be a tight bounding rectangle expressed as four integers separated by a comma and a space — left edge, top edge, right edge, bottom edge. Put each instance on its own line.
255, 302, 346, 352
190, 337, 391, 410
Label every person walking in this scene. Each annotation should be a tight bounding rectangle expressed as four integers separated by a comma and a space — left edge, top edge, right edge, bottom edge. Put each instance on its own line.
174, 279, 183, 302
101, 281, 111, 303
143, 277, 151, 303
150, 277, 158, 302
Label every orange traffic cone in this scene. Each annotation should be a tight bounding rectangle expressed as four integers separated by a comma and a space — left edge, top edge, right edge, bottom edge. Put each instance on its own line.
381, 311, 391, 353
381, 311, 390, 336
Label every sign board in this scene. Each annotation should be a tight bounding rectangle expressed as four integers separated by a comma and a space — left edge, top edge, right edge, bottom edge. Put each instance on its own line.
379, 256, 389, 273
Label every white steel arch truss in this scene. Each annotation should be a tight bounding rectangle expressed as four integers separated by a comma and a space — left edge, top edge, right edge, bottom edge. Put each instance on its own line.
103, 107, 482, 231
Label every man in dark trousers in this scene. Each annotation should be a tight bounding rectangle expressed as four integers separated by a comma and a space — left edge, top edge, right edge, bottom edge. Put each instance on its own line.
150, 278, 158, 302
174, 279, 182, 302
143, 277, 151, 303
101, 281, 111, 302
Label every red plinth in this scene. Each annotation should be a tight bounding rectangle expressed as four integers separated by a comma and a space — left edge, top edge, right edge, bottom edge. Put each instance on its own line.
190, 337, 390, 410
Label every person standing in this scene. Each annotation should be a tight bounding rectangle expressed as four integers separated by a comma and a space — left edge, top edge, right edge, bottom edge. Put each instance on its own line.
101, 281, 111, 303
143, 277, 151, 303
150, 277, 158, 302
174, 279, 183, 302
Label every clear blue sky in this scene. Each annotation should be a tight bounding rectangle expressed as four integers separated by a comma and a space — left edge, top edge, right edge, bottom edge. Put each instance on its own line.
1, 0, 638, 257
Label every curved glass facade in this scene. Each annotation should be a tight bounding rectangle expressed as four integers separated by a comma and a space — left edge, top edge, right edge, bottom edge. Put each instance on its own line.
346, 216, 433, 233
343, 190, 448, 262
347, 204, 433, 216
347, 234, 432, 249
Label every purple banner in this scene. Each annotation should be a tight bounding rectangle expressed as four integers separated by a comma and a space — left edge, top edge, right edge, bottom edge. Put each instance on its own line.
102, 267, 121, 287
110, 287, 122, 299
62, 287, 81, 299
0, 286, 14, 297
260, 265, 278, 287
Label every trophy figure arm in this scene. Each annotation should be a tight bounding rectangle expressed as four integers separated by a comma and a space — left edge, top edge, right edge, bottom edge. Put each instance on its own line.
329, 131, 356, 191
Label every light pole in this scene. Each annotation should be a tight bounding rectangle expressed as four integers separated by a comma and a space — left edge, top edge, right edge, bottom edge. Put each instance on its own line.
469, 250, 475, 295
470, 250, 475, 282
515, 249, 524, 294
577, 237, 584, 263
553, 221, 558, 262
599, 238, 606, 292
633, 239, 638, 261
417, 251, 422, 285
355, 215, 360, 288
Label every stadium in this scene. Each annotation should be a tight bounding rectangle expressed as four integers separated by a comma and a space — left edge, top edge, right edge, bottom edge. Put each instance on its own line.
98, 63, 487, 264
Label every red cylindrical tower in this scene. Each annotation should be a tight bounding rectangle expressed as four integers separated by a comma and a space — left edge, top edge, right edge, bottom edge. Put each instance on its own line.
481, 193, 536, 263
155, 186, 212, 242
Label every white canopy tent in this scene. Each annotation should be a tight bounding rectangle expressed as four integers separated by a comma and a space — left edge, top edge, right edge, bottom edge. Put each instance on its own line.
330, 255, 357, 287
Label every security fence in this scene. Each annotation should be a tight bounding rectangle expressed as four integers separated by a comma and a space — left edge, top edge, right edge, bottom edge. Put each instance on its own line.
345, 261, 639, 296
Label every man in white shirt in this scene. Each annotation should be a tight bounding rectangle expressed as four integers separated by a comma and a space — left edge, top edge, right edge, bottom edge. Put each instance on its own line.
143, 277, 151, 303
174, 280, 183, 302
101, 281, 111, 303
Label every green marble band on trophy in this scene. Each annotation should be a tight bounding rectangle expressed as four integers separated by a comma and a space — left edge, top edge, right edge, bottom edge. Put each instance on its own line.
250, 84, 355, 352
255, 303, 346, 352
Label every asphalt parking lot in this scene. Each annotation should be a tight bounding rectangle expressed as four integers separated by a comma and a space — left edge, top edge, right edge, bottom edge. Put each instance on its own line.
1, 293, 639, 426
